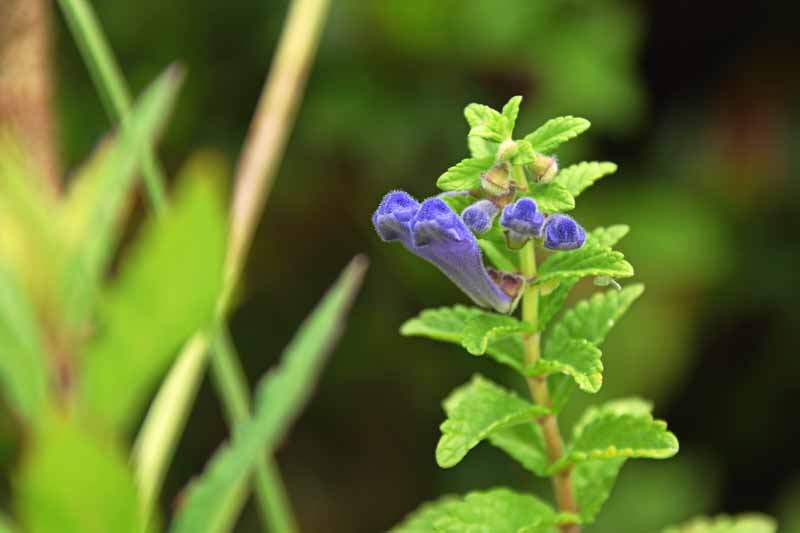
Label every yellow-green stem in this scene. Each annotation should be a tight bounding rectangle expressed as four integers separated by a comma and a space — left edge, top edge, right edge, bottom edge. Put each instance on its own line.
519, 240, 579, 532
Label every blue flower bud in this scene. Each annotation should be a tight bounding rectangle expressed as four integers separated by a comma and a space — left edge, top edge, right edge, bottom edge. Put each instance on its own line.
462, 200, 499, 234
543, 214, 586, 250
372, 191, 522, 313
500, 197, 545, 248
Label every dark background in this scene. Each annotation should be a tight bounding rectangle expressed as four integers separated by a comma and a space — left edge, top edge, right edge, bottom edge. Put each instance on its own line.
52, 1, 800, 531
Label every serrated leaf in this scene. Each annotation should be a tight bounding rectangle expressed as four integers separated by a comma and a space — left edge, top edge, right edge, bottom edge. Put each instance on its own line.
461, 314, 533, 355
539, 277, 579, 331
555, 162, 617, 197
526, 181, 575, 213
0, 261, 48, 423
170, 257, 366, 533
437, 375, 547, 468
663, 514, 777, 533
392, 488, 563, 533
532, 338, 603, 393
436, 157, 495, 191
524, 116, 590, 153
81, 173, 226, 430
550, 284, 644, 347
16, 415, 144, 533
536, 245, 633, 286
59, 67, 183, 329
501, 96, 522, 131
587, 225, 630, 248
464, 102, 512, 144
468, 137, 500, 159
464, 103, 503, 129
487, 422, 549, 476
552, 400, 678, 471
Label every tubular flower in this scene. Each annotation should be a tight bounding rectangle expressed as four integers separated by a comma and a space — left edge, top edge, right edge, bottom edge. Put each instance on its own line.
461, 200, 499, 234
373, 191, 522, 313
543, 213, 586, 250
500, 197, 546, 249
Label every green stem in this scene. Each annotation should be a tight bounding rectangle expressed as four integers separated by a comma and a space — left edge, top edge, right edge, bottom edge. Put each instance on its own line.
56, 0, 168, 212
210, 326, 298, 533
519, 240, 579, 532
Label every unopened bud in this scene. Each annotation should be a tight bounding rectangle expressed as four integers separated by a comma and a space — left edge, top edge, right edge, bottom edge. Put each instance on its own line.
530, 153, 558, 183
480, 163, 512, 197
497, 139, 518, 161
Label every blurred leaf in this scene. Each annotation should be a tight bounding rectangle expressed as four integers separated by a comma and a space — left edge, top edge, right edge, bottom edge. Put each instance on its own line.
663, 515, 777, 533
552, 398, 678, 471
539, 277, 579, 331
0, 261, 48, 423
59, 66, 183, 330
437, 375, 547, 468
460, 314, 533, 356
526, 181, 575, 213
487, 422, 549, 476
555, 162, 617, 197
536, 245, 633, 286
81, 172, 226, 429
171, 257, 367, 533
572, 399, 655, 524
391, 488, 564, 533
15, 415, 144, 533
532, 338, 603, 393
0, 514, 14, 533
524, 117, 590, 154
436, 157, 494, 191
501, 96, 522, 132
586, 225, 629, 248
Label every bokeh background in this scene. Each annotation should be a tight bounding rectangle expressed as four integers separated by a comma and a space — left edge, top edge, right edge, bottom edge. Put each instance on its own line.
25, 0, 800, 531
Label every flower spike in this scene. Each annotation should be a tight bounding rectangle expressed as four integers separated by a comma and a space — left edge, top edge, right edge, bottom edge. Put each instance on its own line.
543, 214, 586, 250
462, 200, 499, 234
373, 191, 522, 313
500, 197, 545, 249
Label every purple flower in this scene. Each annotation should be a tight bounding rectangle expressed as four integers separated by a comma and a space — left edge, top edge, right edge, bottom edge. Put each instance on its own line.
500, 197, 545, 248
543, 214, 586, 250
462, 200, 498, 234
373, 191, 521, 313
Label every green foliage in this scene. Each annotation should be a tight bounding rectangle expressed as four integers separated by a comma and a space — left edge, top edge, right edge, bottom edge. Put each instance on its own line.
487, 422, 549, 476
501, 96, 523, 131
391, 488, 569, 533
538, 277, 579, 331
555, 161, 617, 197
81, 172, 226, 429
171, 258, 366, 533
436, 157, 495, 191
536, 245, 634, 286
465, 103, 513, 143
533, 338, 603, 393
663, 515, 777, 533
460, 314, 533, 356
587, 225, 630, 248
437, 375, 547, 468
16, 415, 144, 533
525, 182, 575, 213
524, 116, 590, 153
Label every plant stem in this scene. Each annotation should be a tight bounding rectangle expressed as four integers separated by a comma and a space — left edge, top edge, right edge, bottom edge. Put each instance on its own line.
56, 0, 167, 212
210, 326, 299, 533
519, 240, 579, 533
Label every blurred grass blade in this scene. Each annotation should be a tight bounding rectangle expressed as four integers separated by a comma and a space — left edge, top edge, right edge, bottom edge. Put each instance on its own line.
59, 67, 183, 331
0, 261, 48, 424
171, 256, 368, 533
81, 172, 226, 429
56, 0, 168, 211
15, 414, 145, 533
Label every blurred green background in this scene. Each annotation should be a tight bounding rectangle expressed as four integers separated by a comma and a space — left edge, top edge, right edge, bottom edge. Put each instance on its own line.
32, 0, 800, 531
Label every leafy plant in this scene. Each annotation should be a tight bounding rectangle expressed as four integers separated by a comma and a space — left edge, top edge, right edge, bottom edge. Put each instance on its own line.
374, 96, 735, 532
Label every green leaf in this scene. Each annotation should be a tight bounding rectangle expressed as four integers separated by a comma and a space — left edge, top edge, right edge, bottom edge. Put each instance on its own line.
59, 67, 183, 329
468, 136, 500, 159
460, 314, 533, 356
171, 257, 366, 533
0, 261, 48, 423
487, 423, 549, 476
478, 239, 518, 272
550, 284, 645, 347
509, 140, 536, 165
464, 103, 503, 129
539, 277, 579, 331
524, 116, 590, 153
663, 514, 777, 533
501, 96, 522, 131
436, 157, 494, 191
536, 245, 633, 286
392, 488, 564, 533
587, 225, 630, 248
16, 415, 144, 533
572, 458, 625, 524
440, 193, 476, 213
552, 399, 678, 472
81, 172, 226, 429
533, 338, 603, 393
555, 162, 617, 197
526, 181, 575, 213
437, 375, 547, 468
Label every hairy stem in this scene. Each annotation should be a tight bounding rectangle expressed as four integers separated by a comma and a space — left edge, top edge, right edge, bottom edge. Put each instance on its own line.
519, 240, 579, 532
